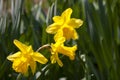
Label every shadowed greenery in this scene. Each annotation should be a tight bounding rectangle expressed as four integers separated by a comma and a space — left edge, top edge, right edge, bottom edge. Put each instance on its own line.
0, 0, 120, 80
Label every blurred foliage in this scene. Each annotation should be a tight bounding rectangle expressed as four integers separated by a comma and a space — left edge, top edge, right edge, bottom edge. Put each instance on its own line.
0, 0, 120, 80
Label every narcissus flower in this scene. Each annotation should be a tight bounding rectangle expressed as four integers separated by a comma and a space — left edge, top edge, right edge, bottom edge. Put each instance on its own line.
7, 40, 48, 74
50, 37, 77, 67
46, 8, 83, 40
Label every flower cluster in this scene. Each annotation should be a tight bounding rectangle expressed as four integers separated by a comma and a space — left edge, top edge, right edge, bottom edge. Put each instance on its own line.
7, 8, 83, 74
46, 8, 83, 67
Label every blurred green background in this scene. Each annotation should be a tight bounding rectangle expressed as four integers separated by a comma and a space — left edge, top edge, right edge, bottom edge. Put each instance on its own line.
0, 0, 120, 80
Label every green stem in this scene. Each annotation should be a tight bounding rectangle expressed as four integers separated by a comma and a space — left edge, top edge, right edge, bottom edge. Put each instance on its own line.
16, 73, 22, 80
36, 44, 51, 52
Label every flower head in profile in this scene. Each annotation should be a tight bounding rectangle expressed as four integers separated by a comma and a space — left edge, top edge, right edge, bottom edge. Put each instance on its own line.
46, 8, 83, 40
7, 40, 48, 74
50, 37, 77, 67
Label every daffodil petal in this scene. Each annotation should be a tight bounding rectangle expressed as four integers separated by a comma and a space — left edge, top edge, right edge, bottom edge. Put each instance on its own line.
68, 18, 83, 28
51, 37, 65, 52
29, 60, 36, 74
54, 30, 63, 42
14, 40, 28, 52
7, 52, 21, 62
27, 45, 33, 53
50, 52, 63, 67
50, 54, 56, 64
55, 53, 63, 67
53, 16, 64, 24
46, 23, 61, 34
61, 8, 72, 22
59, 45, 77, 60
57, 57, 63, 67
55, 37, 65, 44
32, 52, 48, 64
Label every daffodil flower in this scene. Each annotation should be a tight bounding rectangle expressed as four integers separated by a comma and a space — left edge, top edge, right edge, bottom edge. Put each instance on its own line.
7, 40, 48, 74
50, 37, 77, 67
46, 8, 83, 40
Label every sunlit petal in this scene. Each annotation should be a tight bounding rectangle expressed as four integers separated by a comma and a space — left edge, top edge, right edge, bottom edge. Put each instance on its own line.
68, 18, 83, 28
53, 16, 64, 24
55, 37, 65, 44
61, 8, 72, 22
59, 45, 77, 60
29, 60, 36, 74
46, 23, 61, 34
56, 57, 63, 67
14, 40, 28, 52
50, 53, 57, 64
27, 45, 33, 54
7, 52, 21, 62
51, 37, 65, 52
50, 52, 63, 67
32, 52, 48, 64
54, 30, 63, 42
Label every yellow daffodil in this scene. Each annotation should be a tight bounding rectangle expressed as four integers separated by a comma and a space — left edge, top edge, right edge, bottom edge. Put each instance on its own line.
46, 8, 83, 40
50, 37, 77, 67
7, 40, 48, 74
